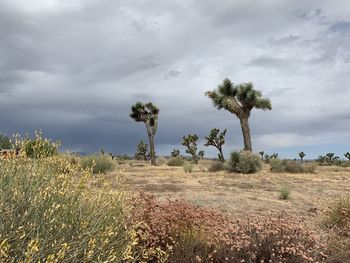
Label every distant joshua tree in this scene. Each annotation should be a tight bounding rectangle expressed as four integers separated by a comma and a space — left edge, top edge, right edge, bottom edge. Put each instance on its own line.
259, 151, 264, 161
135, 141, 148, 161
130, 102, 159, 165
182, 134, 200, 164
204, 128, 227, 162
171, 149, 181, 158
299, 152, 306, 163
264, 154, 270, 163
271, 153, 279, 159
205, 78, 271, 151
344, 152, 350, 161
198, 150, 205, 160
326, 153, 335, 163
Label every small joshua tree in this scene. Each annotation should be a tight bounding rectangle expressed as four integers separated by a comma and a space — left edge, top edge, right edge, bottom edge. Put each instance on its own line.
299, 151, 306, 163
271, 153, 279, 159
130, 102, 159, 165
171, 149, 181, 158
135, 140, 148, 161
198, 150, 205, 160
205, 78, 271, 151
204, 128, 227, 162
259, 151, 264, 161
182, 134, 200, 164
344, 152, 350, 161
326, 153, 335, 164
264, 154, 270, 163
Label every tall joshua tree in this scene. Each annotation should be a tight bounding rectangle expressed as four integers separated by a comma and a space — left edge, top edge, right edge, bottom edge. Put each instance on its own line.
299, 151, 306, 163
204, 128, 227, 162
130, 102, 159, 165
205, 78, 271, 151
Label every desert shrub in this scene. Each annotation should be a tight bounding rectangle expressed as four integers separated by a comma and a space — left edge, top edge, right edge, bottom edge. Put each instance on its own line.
167, 157, 184, 166
132, 193, 327, 263
0, 150, 136, 262
22, 131, 59, 158
279, 186, 291, 200
80, 154, 114, 174
227, 150, 262, 174
183, 162, 194, 173
208, 161, 225, 172
156, 156, 167, 166
322, 197, 350, 262
270, 159, 316, 173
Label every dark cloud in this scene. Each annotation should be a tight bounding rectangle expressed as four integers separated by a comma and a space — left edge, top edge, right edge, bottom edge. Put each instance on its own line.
0, 0, 350, 158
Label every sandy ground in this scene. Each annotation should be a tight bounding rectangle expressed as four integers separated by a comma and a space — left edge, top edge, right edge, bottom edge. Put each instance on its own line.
105, 160, 350, 223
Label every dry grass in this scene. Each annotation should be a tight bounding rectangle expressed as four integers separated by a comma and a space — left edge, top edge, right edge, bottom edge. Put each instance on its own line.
107, 160, 350, 222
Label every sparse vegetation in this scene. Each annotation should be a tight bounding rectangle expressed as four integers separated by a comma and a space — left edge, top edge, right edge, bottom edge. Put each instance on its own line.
270, 159, 316, 173
0, 134, 12, 150
208, 161, 225, 172
205, 78, 271, 151
80, 154, 114, 174
227, 150, 262, 174
156, 156, 167, 166
183, 162, 194, 173
167, 157, 184, 166
130, 102, 159, 165
204, 128, 227, 162
135, 140, 148, 160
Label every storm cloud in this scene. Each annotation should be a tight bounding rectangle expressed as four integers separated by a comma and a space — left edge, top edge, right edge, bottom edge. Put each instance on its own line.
1, 0, 350, 158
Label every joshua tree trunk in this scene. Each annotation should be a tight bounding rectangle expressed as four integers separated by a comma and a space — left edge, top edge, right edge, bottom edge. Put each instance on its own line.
218, 149, 225, 162
145, 123, 156, 165
239, 116, 252, 151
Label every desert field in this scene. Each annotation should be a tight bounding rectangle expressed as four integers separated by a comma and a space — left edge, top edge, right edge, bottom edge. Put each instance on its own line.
105, 160, 350, 223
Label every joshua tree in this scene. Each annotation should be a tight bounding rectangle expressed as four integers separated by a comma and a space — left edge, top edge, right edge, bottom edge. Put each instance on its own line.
344, 152, 350, 161
204, 128, 227, 162
182, 134, 200, 164
205, 78, 271, 151
130, 102, 159, 165
325, 153, 335, 164
299, 151, 306, 163
171, 149, 181, 158
259, 151, 264, 161
264, 154, 270, 163
271, 153, 279, 159
198, 150, 205, 160
135, 140, 148, 161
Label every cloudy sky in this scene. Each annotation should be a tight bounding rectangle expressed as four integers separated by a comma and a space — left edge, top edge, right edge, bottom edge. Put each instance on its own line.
1, 0, 350, 158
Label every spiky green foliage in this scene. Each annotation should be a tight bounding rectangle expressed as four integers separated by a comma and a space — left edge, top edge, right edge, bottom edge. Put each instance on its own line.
205, 78, 271, 151
130, 102, 159, 165
264, 154, 270, 163
299, 152, 306, 163
344, 152, 350, 161
198, 150, 205, 160
0, 134, 12, 150
204, 128, 226, 162
182, 134, 200, 164
135, 140, 148, 161
171, 149, 181, 158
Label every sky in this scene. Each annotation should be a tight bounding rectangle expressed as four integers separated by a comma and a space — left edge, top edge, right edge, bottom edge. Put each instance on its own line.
0, 0, 350, 159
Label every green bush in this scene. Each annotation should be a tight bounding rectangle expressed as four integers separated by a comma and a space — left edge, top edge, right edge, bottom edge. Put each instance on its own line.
167, 157, 185, 166
22, 131, 59, 158
279, 186, 291, 200
80, 154, 115, 174
227, 150, 262, 174
0, 152, 134, 262
270, 159, 316, 173
183, 163, 194, 173
208, 161, 225, 172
